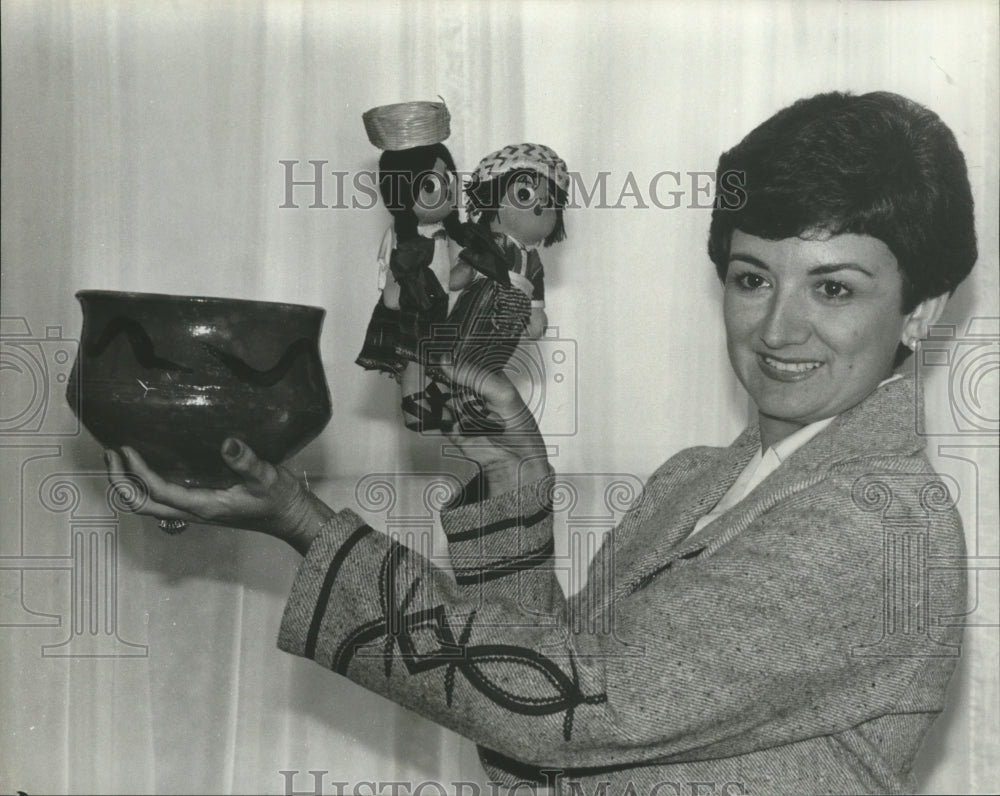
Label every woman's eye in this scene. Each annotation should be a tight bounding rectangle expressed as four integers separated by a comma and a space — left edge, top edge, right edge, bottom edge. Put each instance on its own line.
818, 280, 852, 299
732, 271, 768, 290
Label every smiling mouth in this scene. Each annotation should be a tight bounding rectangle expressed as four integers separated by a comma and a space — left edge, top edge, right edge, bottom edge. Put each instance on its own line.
759, 354, 824, 374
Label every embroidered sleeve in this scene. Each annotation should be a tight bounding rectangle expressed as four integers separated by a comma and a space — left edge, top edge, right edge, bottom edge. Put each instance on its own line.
276, 464, 965, 775
439, 469, 563, 614
278, 501, 607, 758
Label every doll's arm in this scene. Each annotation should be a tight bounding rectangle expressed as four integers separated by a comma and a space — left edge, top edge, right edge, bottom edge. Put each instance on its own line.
455, 224, 511, 286
377, 225, 402, 309
526, 306, 547, 339
390, 237, 446, 311
382, 276, 402, 309
449, 260, 477, 291
525, 260, 547, 338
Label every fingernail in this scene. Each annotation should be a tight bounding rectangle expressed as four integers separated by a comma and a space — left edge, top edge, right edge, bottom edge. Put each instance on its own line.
223, 438, 241, 458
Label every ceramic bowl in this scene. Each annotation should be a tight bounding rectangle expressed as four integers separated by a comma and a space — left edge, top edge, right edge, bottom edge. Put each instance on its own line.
66, 290, 332, 488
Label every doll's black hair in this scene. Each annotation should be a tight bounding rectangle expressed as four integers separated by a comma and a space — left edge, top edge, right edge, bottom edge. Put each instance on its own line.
467, 169, 567, 247
377, 143, 466, 244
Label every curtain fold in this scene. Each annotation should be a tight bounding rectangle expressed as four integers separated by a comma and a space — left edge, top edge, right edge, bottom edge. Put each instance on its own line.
2, 1, 996, 793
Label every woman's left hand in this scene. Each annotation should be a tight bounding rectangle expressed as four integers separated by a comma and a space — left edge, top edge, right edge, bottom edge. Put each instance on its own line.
105, 438, 333, 555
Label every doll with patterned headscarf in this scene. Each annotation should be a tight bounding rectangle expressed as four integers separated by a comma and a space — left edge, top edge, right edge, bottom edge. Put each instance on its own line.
354, 100, 468, 432
441, 143, 569, 434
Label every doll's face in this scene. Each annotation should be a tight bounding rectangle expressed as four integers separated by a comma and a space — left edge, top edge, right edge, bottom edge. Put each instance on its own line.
494, 172, 557, 246
412, 157, 457, 225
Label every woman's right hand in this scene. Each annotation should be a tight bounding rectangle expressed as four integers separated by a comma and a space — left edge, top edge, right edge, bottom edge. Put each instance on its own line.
105, 439, 335, 555
438, 361, 552, 499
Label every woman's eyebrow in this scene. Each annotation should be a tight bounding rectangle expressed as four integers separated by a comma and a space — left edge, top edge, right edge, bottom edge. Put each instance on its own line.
728, 254, 769, 269
808, 263, 875, 278
727, 254, 875, 279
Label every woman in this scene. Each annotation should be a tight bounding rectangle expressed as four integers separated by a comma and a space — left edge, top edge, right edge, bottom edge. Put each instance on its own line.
107, 91, 977, 795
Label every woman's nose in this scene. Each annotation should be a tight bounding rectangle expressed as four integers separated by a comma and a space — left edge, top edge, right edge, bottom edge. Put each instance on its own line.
759, 293, 809, 348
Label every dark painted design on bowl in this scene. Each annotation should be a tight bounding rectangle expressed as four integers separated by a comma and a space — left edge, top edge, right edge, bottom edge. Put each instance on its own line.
66, 290, 332, 488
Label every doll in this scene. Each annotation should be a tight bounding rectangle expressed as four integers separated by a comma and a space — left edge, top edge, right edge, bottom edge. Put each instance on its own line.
441, 142, 569, 434
355, 101, 468, 432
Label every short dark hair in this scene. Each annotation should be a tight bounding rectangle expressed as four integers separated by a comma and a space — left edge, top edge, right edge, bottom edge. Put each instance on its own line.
708, 91, 977, 312
467, 169, 567, 247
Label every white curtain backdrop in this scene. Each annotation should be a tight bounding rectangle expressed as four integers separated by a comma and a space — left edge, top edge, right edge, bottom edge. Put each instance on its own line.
1, 0, 997, 793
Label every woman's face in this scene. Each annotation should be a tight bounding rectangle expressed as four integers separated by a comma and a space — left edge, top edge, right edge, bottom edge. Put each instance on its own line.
412, 157, 456, 224
723, 230, 939, 446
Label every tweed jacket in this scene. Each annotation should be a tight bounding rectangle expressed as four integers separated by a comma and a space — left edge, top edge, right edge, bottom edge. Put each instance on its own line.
278, 375, 966, 795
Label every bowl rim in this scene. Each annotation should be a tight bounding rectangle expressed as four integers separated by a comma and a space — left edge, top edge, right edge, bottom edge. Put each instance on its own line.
75, 289, 325, 316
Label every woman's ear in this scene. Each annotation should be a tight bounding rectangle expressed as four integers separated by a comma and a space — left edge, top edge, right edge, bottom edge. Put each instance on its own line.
901, 293, 948, 348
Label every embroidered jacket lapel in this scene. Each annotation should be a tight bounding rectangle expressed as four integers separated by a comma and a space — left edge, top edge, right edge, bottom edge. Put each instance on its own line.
611, 376, 923, 599
611, 430, 758, 600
